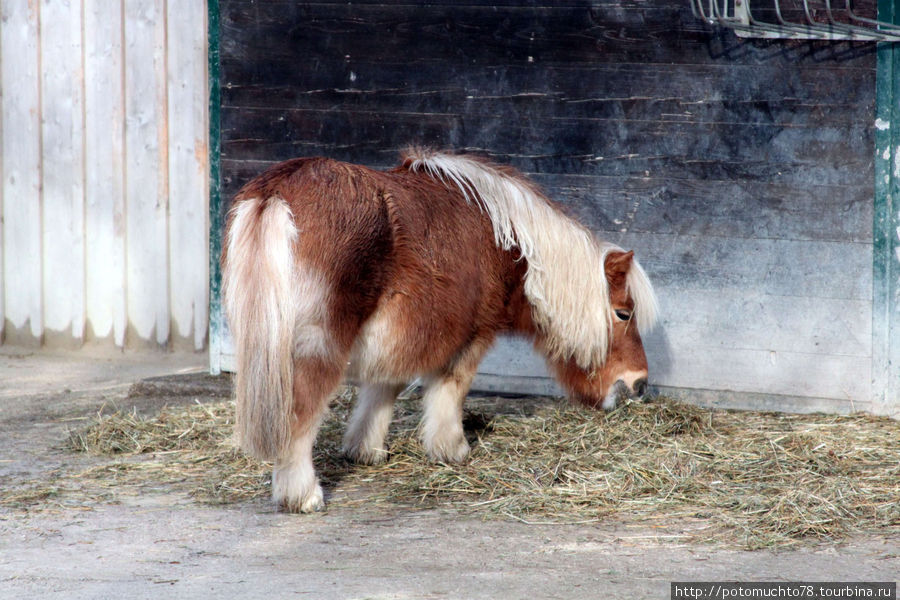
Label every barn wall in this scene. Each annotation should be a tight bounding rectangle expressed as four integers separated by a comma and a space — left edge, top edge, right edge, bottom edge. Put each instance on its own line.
0, 0, 209, 350
212, 0, 893, 416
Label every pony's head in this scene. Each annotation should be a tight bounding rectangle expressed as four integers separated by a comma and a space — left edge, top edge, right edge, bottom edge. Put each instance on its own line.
549, 249, 657, 411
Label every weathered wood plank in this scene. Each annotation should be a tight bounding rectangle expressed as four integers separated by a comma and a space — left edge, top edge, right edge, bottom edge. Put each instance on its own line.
657, 342, 872, 401
610, 232, 873, 302
220, 159, 873, 245
0, 141, 3, 342
0, 0, 208, 351
220, 1, 877, 68
468, 374, 869, 417
167, 0, 208, 351
84, 0, 127, 346
1, 1, 43, 343
453, 285, 874, 379
478, 331, 872, 401
654, 385, 871, 416
220, 109, 874, 189
221, 61, 875, 130
538, 175, 873, 245
125, 0, 169, 346
40, 0, 86, 345
657, 290, 872, 358
222, 0, 881, 14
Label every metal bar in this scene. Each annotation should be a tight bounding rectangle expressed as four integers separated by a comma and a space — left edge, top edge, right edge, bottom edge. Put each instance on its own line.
723, 0, 798, 37
797, 0, 889, 38
821, 0, 898, 39
691, 0, 715, 21
692, 0, 900, 41
767, 0, 832, 37
800, 0, 821, 26
847, 0, 900, 30
690, 0, 714, 23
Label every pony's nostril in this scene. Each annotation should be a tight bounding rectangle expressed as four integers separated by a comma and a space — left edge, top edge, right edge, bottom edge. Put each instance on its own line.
633, 378, 648, 398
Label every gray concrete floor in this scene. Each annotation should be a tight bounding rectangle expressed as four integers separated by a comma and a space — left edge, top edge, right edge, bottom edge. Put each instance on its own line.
1, 347, 897, 599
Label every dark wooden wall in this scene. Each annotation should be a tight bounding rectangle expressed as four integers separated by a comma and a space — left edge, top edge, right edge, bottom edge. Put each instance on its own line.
216, 0, 879, 413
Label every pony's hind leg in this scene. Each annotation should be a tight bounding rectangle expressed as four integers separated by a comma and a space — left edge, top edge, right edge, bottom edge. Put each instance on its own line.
272, 356, 344, 513
342, 382, 403, 465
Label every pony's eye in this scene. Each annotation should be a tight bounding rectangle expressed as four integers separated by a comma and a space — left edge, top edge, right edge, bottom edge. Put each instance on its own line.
614, 309, 632, 321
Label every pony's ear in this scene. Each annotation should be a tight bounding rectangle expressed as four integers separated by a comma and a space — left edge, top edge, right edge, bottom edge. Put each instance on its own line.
605, 250, 634, 282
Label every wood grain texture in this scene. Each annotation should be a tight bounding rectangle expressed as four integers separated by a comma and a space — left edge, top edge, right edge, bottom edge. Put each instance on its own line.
219, 1, 878, 68
215, 0, 880, 409
40, 0, 86, 345
0, 0, 208, 351
608, 232, 872, 301
220, 154, 873, 247
220, 110, 873, 188
167, 0, 209, 351
535, 174, 873, 244
1, 0, 43, 343
84, 0, 127, 346
0, 107, 3, 342
221, 61, 874, 126
125, 0, 169, 346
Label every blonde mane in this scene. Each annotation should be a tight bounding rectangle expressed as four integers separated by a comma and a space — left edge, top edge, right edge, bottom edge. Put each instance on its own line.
406, 149, 658, 368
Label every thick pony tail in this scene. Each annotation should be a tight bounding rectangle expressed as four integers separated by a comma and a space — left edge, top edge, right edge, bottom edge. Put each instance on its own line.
222, 196, 298, 461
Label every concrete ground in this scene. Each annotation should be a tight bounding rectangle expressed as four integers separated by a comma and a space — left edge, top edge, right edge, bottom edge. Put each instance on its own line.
1, 347, 897, 600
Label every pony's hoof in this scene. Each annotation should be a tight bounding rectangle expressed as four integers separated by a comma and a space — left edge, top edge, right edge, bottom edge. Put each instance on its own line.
272, 464, 326, 513
425, 435, 470, 464
276, 483, 325, 514
299, 485, 326, 513
343, 444, 389, 465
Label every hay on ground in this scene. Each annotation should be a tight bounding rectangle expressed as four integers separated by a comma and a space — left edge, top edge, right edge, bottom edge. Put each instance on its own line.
6, 388, 899, 549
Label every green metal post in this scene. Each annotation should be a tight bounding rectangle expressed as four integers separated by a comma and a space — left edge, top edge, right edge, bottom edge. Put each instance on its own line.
208, 0, 223, 374
873, 0, 899, 416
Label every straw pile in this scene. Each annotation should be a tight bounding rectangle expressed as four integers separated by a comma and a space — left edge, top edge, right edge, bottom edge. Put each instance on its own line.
11, 387, 900, 548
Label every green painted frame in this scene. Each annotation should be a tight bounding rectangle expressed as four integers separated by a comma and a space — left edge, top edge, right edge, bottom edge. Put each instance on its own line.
873, 0, 899, 415
208, 0, 224, 374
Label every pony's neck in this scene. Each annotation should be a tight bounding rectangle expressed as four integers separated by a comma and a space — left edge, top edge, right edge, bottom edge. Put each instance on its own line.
501, 261, 594, 402
503, 260, 537, 336
511, 301, 593, 403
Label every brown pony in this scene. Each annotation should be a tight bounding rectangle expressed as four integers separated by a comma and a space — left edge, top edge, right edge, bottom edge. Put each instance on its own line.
222, 149, 658, 512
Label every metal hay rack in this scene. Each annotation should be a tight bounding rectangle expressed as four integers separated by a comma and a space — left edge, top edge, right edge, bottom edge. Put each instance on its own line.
690, 0, 900, 41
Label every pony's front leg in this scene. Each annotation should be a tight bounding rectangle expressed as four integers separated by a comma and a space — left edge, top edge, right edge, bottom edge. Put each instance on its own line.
420, 370, 477, 464
342, 382, 403, 465
272, 356, 343, 513
420, 341, 491, 463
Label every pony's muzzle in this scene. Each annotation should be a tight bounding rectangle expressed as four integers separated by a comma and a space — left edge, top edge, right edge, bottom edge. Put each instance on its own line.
601, 376, 649, 411
632, 377, 648, 399
601, 380, 629, 411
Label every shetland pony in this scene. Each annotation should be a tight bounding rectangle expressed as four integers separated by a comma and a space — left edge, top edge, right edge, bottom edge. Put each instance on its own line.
222, 150, 658, 512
